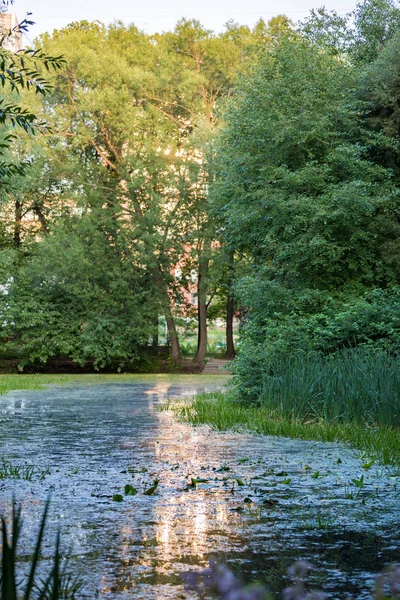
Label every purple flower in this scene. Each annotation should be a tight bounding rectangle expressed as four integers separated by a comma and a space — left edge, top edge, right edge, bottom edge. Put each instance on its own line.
374, 564, 400, 600
183, 561, 270, 599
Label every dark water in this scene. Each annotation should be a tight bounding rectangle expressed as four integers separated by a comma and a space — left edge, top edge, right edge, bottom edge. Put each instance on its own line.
0, 376, 399, 599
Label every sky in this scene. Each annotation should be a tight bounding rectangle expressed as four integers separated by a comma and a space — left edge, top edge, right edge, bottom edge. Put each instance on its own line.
12, 0, 359, 44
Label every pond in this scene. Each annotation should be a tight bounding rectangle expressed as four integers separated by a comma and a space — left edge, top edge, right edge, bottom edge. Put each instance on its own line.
0, 376, 399, 599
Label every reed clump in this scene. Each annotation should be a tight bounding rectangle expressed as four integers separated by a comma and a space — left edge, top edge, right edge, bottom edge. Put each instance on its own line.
258, 350, 400, 427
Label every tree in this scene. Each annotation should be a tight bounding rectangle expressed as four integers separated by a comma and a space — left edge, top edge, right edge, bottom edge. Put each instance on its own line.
351, 0, 400, 63
30, 20, 264, 366
0, 1, 65, 180
1, 210, 158, 369
211, 32, 400, 400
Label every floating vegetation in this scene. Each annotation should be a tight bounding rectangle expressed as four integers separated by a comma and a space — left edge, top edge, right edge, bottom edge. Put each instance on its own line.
2, 380, 400, 598
0, 458, 50, 481
124, 484, 138, 496
144, 479, 160, 495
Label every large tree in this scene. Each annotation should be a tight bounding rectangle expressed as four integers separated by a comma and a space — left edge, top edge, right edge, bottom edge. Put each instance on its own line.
211, 29, 400, 400
30, 19, 266, 366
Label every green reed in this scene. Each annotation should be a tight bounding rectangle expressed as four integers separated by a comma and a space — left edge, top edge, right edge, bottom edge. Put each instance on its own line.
0, 500, 81, 599
259, 350, 400, 427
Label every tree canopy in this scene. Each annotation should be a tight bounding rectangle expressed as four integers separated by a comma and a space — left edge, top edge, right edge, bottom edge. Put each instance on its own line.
1, 1, 400, 378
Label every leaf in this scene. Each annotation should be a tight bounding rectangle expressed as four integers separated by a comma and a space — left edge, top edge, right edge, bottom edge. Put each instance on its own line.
112, 494, 123, 502
351, 475, 364, 488
282, 478, 292, 485
124, 484, 138, 496
235, 478, 245, 486
312, 471, 320, 479
362, 461, 374, 470
144, 479, 159, 495
216, 465, 230, 472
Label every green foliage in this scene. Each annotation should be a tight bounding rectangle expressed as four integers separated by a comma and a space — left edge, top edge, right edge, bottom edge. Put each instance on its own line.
358, 29, 400, 182
0, 5, 66, 180
211, 19, 400, 404
213, 35, 398, 289
1, 214, 157, 369
232, 286, 400, 404
351, 0, 400, 63
256, 350, 400, 427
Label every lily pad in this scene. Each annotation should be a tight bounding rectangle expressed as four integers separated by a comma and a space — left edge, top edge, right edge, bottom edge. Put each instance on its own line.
124, 484, 138, 496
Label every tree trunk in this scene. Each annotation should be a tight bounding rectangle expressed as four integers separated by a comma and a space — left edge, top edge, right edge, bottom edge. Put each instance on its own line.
192, 256, 209, 368
165, 310, 181, 366
33, 203, 48, 234
151, 266, 182, 366
226, 291, 235, 359
14, 198, 22, 248
226, 253, 235, 359
151, 318, 159, 353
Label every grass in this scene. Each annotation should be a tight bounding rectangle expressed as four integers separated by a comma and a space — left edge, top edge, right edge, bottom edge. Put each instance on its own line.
0, 500, 81, 599
0, 373, 231, 396
0, 458, 50, 481
255, 350, 400, 427
165, 391, 400, 465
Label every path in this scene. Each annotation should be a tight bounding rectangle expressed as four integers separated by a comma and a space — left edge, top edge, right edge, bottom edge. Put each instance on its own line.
202, 357, 232, 374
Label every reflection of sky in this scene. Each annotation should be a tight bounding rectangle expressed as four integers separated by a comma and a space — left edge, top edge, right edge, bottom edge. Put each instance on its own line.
141, 381, 233, 565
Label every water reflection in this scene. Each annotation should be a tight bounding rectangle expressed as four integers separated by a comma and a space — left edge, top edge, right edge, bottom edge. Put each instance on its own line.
0, 377, 399, 599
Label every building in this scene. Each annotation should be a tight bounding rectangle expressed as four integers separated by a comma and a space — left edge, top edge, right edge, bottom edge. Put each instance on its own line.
0, 13, 23, 52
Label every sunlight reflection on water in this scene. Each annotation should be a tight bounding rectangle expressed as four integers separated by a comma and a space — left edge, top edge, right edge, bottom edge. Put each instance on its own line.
0, 376, 399, 599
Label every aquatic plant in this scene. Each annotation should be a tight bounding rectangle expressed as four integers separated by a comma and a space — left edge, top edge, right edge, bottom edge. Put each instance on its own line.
144, 479, 159, 495
172, 392, 400, 465
0, 500, 81, 599
257, 350, 400, 428
0, 459, 50, 481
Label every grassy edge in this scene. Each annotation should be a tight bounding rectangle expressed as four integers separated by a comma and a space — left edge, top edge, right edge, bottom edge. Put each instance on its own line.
0, 373, 231, 396
163, 391, 400, 466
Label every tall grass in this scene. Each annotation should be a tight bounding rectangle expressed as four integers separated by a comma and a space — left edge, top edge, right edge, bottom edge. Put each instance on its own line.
169, 392, 400, 464
1, 500, 81, 599
167, 349, 400, 464
259, 350, 400, 427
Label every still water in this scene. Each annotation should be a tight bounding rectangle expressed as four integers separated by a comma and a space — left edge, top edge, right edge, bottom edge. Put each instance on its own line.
0, 376, 399, 599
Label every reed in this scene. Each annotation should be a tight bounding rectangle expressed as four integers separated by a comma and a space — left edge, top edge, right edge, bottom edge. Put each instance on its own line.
0, 500, 81, 599
169, 389, 400, 465
258, 350, 400, 427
